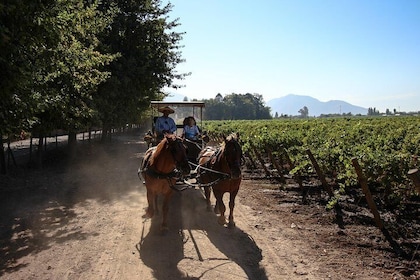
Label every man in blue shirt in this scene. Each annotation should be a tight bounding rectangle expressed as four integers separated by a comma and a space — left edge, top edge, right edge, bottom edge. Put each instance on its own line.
154, 106, 176, 142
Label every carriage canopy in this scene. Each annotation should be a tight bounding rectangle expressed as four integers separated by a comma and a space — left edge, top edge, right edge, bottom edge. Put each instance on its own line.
150, 101, 205, 134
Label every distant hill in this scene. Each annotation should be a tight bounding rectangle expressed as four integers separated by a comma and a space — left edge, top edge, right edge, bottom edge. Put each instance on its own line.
163, 93, 189, 102
267, 94, 367, 117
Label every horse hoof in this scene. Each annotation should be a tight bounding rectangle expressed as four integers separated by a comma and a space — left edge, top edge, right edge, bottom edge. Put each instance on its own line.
142, 211, 154, 219
217, 217, 227, 226
160, 226, 169, 234
213, 206, 220, 215
228, 221, 236, 229
206, 205, 212, 212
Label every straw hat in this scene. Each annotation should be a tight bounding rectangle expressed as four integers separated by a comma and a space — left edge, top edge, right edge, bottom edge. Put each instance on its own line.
158, 106, 174, 114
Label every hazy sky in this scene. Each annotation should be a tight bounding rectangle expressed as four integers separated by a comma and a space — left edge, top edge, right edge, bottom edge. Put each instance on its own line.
165, 0, 420, 112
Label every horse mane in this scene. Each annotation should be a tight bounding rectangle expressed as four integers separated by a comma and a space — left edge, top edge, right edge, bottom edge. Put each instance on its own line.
221, 133, 239, 149
226, 132, 239, 142
149, 136, 168, 166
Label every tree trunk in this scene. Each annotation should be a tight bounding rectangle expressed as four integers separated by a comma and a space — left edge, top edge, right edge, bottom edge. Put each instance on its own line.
68, 131, 77, 153
0, 132, 6, 174
101, 123, 111, 142
36, 135, 44, 168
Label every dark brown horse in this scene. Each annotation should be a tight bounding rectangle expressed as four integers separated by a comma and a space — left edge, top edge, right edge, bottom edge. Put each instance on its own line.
198, 133, 242, 228
139, 134, 190, 231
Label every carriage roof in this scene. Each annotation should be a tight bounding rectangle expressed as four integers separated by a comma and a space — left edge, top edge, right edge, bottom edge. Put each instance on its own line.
150, 101, 205, 108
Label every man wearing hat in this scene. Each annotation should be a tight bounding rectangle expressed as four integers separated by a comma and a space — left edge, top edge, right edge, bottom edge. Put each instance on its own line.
154, 106, 177, 142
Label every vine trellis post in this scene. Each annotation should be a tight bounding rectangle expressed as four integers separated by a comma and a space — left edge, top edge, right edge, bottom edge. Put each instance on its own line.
306, 149, 333, 197
407, 169, 420, 195
351, 158, 384, 230
267, 148, 286, 183
280, 147, 304, 201
249, 143, 271, 178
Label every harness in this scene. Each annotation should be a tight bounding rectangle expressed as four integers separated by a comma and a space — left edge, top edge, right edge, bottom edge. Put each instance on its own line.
183, 138, 204, 150
138, 139, 242, 191
144, 167, 180, 180
138, 142, 184, 191
181, 147, 232, 188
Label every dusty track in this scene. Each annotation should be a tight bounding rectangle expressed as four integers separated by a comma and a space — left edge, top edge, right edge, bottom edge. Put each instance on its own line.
0, 134, 416, 279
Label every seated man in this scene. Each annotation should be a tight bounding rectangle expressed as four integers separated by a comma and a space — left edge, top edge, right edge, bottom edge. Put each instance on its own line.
154, 106, 176, 142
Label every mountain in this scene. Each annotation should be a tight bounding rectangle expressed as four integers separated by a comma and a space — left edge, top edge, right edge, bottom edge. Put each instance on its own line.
267, 94, 367, 117
163, 93, 189, 102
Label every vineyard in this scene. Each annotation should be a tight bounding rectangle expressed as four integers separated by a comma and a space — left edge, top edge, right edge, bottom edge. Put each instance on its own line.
204, 116, 420, 263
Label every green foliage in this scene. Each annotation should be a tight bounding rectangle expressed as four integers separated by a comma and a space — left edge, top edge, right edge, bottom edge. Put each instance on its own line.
204, 117, 420, 209
0, 0, 186, 136
0, 0, 46, 134
1, 0, 119, 136
34, 0, 118, 133
202, 93, 272, 120
0, 0, 187, 172
96, 0, 187, 129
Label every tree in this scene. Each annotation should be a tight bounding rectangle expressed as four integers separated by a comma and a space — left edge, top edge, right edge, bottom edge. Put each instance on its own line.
0, 0, 118, 170
202, 98, 230, 120
35, 0, 118, 147
0, 0, 42, 172
0, 0, 188, 170
202, 93, 271, 120
298, 106, 309, 118
368, 107, 380, 116
95, 0, 187, 140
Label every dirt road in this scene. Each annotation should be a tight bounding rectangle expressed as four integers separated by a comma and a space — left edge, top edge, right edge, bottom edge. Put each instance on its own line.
0, 134, 415, 279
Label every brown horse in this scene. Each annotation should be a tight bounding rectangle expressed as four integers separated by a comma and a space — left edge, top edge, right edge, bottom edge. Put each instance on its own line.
139, 134, 190, 231
198, 133, 242, 228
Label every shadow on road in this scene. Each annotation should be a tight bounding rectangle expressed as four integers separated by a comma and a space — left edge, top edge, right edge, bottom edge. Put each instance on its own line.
137, 187, 268, 279
0, 134, 145, 276
137, 191, 195, 279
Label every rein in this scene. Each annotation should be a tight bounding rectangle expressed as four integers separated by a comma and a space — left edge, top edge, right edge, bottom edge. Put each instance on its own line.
182, 147, 233, 188
184, 138, 204, 150
140, 159, 186, 192
144, 167, 180, 180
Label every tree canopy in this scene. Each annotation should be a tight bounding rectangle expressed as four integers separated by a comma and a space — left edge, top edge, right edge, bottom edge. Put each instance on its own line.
202, 93, 272, 120
0, 0, 185, 137
0, 0, 186, 172
95, 0, 187, 137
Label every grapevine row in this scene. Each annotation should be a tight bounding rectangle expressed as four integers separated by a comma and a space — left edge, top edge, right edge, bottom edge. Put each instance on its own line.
204, 117, 420, 208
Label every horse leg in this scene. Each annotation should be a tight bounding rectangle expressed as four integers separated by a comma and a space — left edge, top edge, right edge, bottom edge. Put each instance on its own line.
214, 191, 227, 225
143, 188, 155, 218
204, 187, 212, 211
154, 194, 159, 215
213, 192, 220, 215
160, 191, 173, 232
227, 190, 238, 228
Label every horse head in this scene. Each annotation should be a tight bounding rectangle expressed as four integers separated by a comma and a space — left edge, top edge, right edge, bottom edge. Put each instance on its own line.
222, 133, 242, 179
165, 134, 191, 176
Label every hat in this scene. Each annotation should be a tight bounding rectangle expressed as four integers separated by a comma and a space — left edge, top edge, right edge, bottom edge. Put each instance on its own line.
158, 106, 174, 114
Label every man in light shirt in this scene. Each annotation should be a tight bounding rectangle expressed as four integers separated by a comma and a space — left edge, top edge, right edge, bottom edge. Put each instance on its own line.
154, 106, 176, 142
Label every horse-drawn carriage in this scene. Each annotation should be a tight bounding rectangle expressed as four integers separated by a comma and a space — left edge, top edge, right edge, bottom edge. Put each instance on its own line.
139, 101, 243, 231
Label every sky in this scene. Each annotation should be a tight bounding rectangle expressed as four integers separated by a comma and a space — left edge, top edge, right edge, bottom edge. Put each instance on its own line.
164, 0, 420, 112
